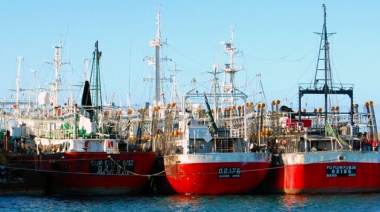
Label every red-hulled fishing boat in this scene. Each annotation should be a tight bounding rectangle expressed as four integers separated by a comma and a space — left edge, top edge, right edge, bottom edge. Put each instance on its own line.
165, 152, 270, 195
37, 150, 156, 195
163, 27, 271, 195
12, 41, 156, 195
258, 4, 380, 194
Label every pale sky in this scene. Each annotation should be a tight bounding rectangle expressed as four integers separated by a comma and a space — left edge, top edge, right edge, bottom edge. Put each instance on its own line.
1, 1, 380, 116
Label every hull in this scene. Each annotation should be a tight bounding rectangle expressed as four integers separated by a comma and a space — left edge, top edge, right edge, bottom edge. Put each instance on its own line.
150, 155, 176, 194
255, 153, 285, 194
164, 153, 271, 195
0, 153, 46, 195
36, 151, 156, 195
266, 151, 380, 194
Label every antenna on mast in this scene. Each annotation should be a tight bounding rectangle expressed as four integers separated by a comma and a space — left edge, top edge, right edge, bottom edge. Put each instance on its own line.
169, 61, 183, 105
220, 24, 242, 106
46, 40, 69, 108
313, 4, 336, 90
53, 42, 62, 107
149, 7, 163, 105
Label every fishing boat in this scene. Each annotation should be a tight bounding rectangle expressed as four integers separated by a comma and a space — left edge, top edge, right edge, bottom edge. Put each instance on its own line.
0, 56, 47, 195
163, 27, 271, 195
0, 129, 46, 195
8, 41, 156, 195
258, 4, 380, 194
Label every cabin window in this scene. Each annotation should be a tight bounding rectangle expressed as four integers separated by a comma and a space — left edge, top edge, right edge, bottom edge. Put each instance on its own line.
215, 138, 234, 152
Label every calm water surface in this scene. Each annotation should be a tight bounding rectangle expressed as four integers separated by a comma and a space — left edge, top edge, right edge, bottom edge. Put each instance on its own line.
0, 194, 379, 211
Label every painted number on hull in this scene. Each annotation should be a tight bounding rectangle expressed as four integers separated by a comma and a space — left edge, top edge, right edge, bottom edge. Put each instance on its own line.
89, 160, 135, 175
218, 168, 241, 178
326, 165, 356, 177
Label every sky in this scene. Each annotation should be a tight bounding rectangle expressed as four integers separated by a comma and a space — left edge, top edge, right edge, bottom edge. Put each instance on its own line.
1, 1, 380, 117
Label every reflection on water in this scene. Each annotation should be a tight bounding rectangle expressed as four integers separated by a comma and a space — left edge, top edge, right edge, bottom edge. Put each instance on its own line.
280, 195, 308, 210
0, 194, 380, 211
170, 195, 204, 207
166, 195, 203, 211
277, 194, 380, 211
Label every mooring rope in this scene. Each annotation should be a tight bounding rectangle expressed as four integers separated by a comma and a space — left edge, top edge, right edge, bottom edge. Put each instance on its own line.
0, 155, 342, 177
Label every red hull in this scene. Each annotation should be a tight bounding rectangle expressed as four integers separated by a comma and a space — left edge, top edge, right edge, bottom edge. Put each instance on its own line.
256, 164, 285, 194
264, 152, 380, 194
1, 153, 47, 195
164, 153, 271, 195
34, 152, 156, 195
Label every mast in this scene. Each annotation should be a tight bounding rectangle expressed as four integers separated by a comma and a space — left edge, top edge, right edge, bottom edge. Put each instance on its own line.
150, 8, 162, 105
208, 65, 221, 123
31, 69, 37, 110
53, 41, 62, 107
298, 4, 354, 133
80, 41, 104, 130
89, 41, 102, 122
322, 4, 330, 127
15, 56, 23, 116
213, 65, 218, 123
46, 40, 69, 109
170, 61, 182, 105
221, 25, 241, 106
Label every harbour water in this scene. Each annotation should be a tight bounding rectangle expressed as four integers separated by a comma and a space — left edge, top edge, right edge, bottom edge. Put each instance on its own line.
0, 193, 379, 211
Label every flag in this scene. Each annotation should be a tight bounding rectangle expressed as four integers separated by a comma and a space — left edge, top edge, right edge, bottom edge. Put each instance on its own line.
325, 121, 335, 136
